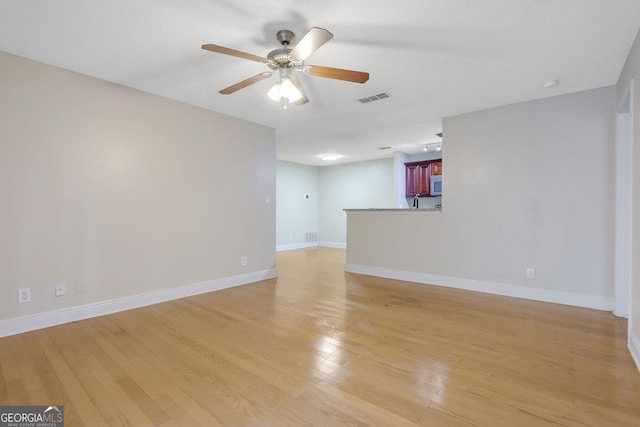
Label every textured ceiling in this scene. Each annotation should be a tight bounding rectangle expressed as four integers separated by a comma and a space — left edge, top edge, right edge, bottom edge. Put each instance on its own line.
1, 0, 639, 165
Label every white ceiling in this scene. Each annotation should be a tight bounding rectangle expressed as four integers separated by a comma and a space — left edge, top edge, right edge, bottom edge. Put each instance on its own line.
1, 1, 639, 166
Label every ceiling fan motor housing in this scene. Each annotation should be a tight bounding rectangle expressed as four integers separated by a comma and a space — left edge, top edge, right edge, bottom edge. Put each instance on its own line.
267, 30, 302, 70
267, 48, 295, 70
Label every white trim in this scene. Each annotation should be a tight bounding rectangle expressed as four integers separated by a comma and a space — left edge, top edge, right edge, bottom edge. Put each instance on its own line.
614, 78, 633, 318
318, 241, 346, 249
276, 241, 346, 251
0, 269, 277, 338
630, 331, 640, 372
345, 264, 613, 311
276, 242, 318, 252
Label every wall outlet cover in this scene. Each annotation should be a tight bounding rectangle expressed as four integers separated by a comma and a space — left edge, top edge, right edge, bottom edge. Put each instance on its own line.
55, 282, 66, 297
526, 268, 536, 279
18, 288, 31, 304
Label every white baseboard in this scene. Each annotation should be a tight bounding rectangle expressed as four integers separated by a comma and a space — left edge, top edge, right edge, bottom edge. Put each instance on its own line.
276, 242, 346, 252
344, 264, 613, 311
318, 241, 346, 249
0, 269, 278, 338
630, 331, 640, 372
276, 242, 318, 252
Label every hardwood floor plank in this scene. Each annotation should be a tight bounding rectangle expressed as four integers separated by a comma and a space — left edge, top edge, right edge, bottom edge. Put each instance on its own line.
314, 381, 419, 427
0, 247, 638, 426
425, 381, 581, 427
418, 406, 480, 427
17, 336, 50, 404
41, 325, 132, 426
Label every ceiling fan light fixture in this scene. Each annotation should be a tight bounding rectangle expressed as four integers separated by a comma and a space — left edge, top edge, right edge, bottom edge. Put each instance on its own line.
268, 67, 303, 104
267, 82, 281, 101
280, 77, 303, 102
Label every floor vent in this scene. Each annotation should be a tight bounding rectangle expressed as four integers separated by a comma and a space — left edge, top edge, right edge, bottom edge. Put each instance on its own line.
358, 92, 390, 104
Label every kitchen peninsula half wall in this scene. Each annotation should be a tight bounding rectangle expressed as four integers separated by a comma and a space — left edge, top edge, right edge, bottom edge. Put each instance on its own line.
344, 205, 611, 312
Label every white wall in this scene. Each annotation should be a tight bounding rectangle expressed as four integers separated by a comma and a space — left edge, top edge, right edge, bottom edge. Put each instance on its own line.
276, 161, 319, 250
346, 87, 616, 310
393, 152, 411, 208
617, 27, 640, 369
318, 158, 395, 246
0, 51, 276, 334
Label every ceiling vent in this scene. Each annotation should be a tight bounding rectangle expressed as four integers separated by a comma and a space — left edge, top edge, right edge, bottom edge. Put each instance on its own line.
378, 146, 392, 150
358, 92, 390, 104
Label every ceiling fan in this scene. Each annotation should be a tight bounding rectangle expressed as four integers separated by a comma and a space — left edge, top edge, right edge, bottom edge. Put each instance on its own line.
202, 27, 370, 107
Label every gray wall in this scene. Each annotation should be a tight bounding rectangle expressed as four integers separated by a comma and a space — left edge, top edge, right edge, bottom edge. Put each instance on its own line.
276, 158, 395, 248
319, 158, 395, 245
346, 87, 616, 308
443, 86, 615, 296
617, 26, 640, 366
0, 51, 276, 325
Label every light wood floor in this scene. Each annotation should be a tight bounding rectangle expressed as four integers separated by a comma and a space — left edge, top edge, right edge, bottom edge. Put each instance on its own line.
1, 247, 639, 426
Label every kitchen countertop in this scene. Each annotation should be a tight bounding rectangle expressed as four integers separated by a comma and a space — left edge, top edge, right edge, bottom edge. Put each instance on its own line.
344, 208, 442, 214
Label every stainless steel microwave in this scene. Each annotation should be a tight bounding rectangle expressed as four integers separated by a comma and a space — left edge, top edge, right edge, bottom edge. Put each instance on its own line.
430, 175, 442, 196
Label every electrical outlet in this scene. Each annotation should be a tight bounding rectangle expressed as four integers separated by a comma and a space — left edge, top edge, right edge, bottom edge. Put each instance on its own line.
55, 282, 66, 297
241, 256, 247, 266
18, 288, 31, 304
526, 268, 536, 279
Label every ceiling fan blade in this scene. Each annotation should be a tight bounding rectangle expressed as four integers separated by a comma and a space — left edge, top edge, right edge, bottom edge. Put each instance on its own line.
219, 72, 272, 95
202, 44, 267, 63
289, 27, 333, 61
289, 76, 309, 105
305, 65, 369, 83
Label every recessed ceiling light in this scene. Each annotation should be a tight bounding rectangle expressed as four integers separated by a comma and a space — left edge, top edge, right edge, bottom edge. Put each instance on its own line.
543, 80, 559, 88
321, 153, 341, 161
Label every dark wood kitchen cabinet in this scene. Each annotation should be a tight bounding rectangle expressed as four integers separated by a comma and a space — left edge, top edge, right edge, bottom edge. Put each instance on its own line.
405, 160, 442, 197
430, 161, 442, 176
405, 161, 432, 197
